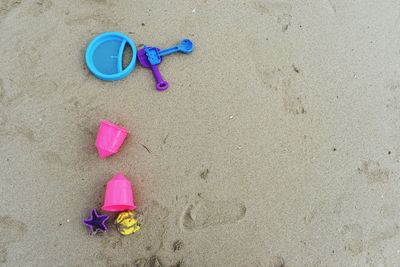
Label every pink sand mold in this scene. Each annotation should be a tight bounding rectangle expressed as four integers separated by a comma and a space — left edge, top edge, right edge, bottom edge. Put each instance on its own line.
102, 173, 136, 212
95, 120, 128, 158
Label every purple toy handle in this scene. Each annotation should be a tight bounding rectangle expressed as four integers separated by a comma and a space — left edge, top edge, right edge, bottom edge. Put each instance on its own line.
150, 65, 169, 91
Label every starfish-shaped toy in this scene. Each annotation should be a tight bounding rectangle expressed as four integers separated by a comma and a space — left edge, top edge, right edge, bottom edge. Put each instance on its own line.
83, 208, 109, 234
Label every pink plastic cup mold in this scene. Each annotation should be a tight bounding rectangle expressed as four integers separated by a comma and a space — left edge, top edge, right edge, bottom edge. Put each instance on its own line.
102, 173, 136, 212
95, 120, 128, 158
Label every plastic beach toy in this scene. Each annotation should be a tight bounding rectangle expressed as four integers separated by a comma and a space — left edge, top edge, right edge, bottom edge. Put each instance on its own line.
95, 120, 128, 158
137, 47, 169, 91
115, 211, 141, 236
83, 208, 109, 234
85, 32, 137, 81
145, 39, 193, 65
102, 173, 136, 212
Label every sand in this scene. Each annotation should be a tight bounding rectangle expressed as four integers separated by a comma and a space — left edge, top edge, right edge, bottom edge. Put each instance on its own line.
1, 0, 400, 266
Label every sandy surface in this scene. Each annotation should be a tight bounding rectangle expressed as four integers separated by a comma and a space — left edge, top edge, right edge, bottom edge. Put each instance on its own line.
1, 0, 400, 266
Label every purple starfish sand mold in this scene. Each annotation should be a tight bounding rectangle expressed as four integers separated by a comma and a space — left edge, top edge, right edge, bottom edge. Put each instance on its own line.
83, 208, 109, 235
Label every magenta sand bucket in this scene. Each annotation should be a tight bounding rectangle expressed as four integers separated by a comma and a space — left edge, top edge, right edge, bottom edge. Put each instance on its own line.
102, 173, 136, 212
95, 120, 128, 158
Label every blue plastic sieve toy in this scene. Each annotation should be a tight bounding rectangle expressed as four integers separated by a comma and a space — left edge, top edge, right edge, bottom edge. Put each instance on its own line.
85, 32, 137, 81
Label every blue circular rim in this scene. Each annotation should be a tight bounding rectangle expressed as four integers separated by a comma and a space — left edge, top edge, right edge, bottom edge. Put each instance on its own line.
85, 32, 137, 81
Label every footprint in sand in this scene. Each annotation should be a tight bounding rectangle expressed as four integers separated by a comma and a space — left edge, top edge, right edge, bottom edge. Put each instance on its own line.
29, 0, 52, 16
0, 0, 22, 21
0, 216, 27, 263
358, 160, 390, 184
181, 199, 246, 230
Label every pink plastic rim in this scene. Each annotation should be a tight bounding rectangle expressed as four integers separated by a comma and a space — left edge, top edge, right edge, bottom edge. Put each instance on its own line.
100, 120, 128, 133
102, 204, 136, 212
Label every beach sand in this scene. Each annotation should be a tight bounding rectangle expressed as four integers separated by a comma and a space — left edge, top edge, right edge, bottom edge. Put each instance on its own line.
1, 0, 400, 266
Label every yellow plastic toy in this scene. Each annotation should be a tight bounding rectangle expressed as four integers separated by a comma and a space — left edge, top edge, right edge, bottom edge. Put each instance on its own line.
114, 211, 141, 236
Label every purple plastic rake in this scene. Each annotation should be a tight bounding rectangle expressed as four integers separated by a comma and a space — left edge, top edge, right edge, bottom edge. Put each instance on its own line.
137, 47, 169, 91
